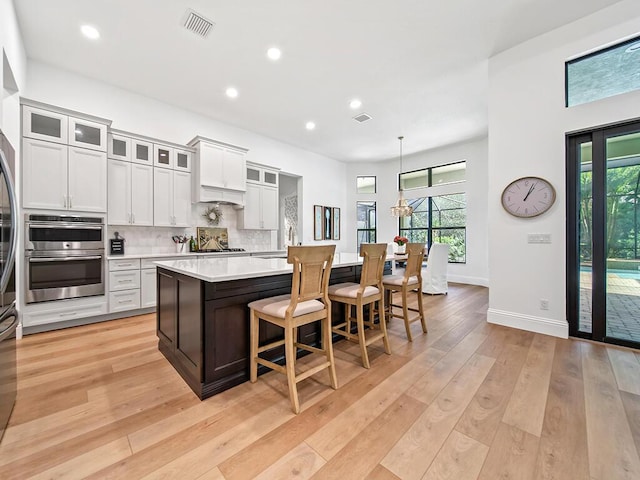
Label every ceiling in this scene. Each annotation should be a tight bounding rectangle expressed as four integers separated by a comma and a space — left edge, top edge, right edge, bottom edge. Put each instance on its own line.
14, 0, 623, 162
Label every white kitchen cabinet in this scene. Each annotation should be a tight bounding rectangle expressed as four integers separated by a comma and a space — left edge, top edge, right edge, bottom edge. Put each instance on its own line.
22, 138, 68, 210
189, 136, 248, 203
108, 133, 131, 161
108, 259, 141, 313
154, 169, 191, 227
67, 147, 108, 212
132, 139, 153, 165
108, 160, 153, 226
24, 139, 107, 212
154, 144, 174, 169
174, 148, 192, 172
22, 105, 68, 145
109, 290, 141, 312
238, 163, 279, 230
68, 117, 108, 152
141, 268, 157, 308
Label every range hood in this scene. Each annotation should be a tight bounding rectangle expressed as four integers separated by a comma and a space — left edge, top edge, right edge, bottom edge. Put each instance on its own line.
189, 136, 248, 207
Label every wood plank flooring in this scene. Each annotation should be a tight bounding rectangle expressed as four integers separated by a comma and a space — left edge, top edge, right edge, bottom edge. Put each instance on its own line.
1, 283, 640, 479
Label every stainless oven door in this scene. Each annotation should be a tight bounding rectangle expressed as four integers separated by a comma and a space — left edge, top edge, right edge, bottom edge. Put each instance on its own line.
25, 250, 105, 303
25, 221, 104, 251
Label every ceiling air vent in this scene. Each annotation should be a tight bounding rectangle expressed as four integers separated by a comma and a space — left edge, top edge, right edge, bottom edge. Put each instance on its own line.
353, 113, 372, 123
183, 9, 214, 38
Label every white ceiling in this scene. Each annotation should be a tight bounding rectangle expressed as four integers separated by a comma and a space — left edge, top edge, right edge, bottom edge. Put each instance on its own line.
14, 0, 622, 162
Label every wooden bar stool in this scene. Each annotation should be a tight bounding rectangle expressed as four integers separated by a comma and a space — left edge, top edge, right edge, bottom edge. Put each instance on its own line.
328, 243, 391, 368
383, 242, 427, 341
248, 245, 338, 414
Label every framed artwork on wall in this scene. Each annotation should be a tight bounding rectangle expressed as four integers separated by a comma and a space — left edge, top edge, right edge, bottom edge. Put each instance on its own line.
323, 206, 332, 240
332, 208, 340, 240
313, 205, 323, 240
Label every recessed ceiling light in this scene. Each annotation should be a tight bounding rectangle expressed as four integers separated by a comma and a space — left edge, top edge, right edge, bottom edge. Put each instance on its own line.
225, 87, 238, 98
81, 25, 100, 40
305, 121, 316, 131
349, 99, 362, 109
267, 47, 282, 61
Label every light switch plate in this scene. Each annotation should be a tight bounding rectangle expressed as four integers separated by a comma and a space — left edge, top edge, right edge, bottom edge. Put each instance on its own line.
528, 233, 552, 244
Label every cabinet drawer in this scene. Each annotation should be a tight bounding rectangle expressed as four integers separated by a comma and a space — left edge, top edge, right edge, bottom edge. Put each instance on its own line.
109, 270, 141, 291
109, 258, 141, 271
109, 289, 141, 312
22, 300, 107, 327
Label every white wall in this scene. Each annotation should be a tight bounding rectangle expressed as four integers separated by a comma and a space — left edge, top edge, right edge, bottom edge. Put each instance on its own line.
346, 136, 489, 285
488, 0, 640, 338
0, 0, 27, 145
24, 61, 349, 250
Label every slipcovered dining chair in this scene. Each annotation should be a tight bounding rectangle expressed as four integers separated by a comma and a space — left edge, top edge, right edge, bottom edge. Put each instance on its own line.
328, 243, 391, 368
422, 243, 450, 294
248, 245, 337, 414
382, 242, 427, 341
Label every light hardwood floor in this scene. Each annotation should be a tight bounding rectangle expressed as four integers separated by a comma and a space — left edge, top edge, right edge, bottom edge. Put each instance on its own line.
1, 284, 640, 479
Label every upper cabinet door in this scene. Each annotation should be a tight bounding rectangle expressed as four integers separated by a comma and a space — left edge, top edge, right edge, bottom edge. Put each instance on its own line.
108, 134, 131, 161
174, 149, 192, 172
68, 117, 107, 152
68, 147, 107, 212
154, 144, 174, 169
224, 149, 246, 191
264, 169, 278, 187
22, 138, 68, 210
199, 143, 225, 188
173, 171, 191, 227
132, 139, 153, 165
107, 159, 132, 225
130, 164, 154, 226
153, 167, 174, 226
23, 106, 68, 145
246, 165, 261, 184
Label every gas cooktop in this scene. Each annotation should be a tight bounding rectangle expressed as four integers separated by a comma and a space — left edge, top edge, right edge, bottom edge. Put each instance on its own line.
199, 248, 246, 253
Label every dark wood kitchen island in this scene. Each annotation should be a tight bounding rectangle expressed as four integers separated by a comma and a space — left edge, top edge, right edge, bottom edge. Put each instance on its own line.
154, 253, 377, 400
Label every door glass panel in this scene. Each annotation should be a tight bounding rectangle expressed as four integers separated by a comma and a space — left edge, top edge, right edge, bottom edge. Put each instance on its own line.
157, 148, 170, 165
264, 172, 277, 185
74, 123, 101, 146
176, 152, 188, 169
579, 141, 593, 334
112, 138, 127, 157
136, 143, 149, 161
605, 131, 640, 343
356, 201, 376, 251
247, 168, 260, 182
31, 112, 61, 138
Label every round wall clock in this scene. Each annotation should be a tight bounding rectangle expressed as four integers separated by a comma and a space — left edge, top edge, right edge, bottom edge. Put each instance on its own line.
501, 176, 556, 218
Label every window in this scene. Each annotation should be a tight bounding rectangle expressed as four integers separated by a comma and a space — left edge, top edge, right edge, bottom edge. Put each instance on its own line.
399, 193, 466, 263
400, 161, 466, 190
356, 201, 376, 250
566, 35, 640, 107
356, 176, 376, 194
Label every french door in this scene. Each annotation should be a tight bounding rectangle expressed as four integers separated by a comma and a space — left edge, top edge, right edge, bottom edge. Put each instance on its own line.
567, 119, 640, 348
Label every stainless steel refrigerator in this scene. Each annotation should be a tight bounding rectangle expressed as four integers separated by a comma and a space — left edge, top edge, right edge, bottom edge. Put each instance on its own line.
0, 130, 18, 443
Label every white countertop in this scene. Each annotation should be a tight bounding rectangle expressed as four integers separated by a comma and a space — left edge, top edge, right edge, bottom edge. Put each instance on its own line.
106, 250, 286, 261
154, 252, 365, 282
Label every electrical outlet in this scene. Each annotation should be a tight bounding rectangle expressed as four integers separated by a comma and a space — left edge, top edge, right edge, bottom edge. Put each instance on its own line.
540, 299, 549, 310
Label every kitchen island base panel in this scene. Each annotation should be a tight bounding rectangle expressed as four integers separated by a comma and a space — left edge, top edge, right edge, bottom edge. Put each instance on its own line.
157, 264, 381, 400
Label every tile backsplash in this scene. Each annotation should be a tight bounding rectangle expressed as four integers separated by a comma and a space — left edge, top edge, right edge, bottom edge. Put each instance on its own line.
107, 203, 276, 254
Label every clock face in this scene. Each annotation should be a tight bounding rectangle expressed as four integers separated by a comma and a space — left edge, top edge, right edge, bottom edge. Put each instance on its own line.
501, 176, 556, 218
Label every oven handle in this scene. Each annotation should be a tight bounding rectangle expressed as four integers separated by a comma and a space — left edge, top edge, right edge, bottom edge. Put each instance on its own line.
27, 224, 103, 230
0, 148, 17, 295
28, 256, 103, 263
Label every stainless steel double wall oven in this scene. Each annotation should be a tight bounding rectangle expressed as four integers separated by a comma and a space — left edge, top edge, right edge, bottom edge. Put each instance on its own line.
25, 214, 105, 304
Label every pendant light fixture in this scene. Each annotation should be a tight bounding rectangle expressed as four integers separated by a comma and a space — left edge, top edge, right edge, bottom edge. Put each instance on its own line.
390, 136, 413, 217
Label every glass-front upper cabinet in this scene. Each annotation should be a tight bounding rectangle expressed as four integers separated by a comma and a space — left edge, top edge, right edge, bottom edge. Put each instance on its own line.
246, 165, 261, 183
264, 170, 278, 186
68, 117, 108, 152
174, 149, 192, 172
23, 106, 69, 145
132, 139, 153, 165
153, 144, 174, 169
108, 134, 131, 161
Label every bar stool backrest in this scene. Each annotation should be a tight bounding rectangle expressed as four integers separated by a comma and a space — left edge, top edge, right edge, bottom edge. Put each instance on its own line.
404, 243, 426, 279
359, 243, 388, 289
287, 245, 336, 311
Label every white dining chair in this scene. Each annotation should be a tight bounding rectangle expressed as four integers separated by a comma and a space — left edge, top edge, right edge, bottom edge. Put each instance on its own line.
422, 243, 449, 294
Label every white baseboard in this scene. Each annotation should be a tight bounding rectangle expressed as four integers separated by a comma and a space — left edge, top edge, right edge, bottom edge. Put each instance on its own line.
487, 308, 568, 339
447, 275, 489, 287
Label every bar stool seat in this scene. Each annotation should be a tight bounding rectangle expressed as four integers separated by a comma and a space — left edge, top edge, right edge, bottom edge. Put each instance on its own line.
328, 243, 391, 369
249, 245, 337, 414
383, 243, 427, 342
